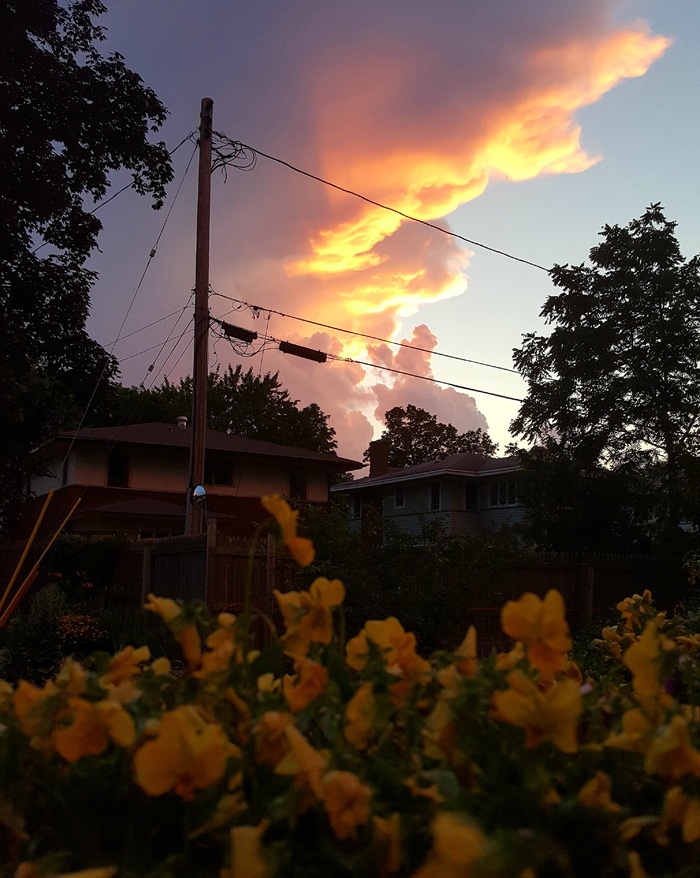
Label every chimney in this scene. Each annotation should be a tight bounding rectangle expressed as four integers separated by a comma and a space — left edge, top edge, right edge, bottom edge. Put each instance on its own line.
176, 416, 188, 429
368, 438, 390, 478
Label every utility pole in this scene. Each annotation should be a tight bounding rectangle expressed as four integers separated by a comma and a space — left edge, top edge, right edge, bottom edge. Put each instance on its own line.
185, 97, 213, 536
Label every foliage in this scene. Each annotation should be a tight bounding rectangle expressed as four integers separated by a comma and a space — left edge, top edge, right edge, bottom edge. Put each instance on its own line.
103, 365, 338, 454
512, 205, 700, 538
1, 498, 700, 877
0, 0, 172, 532
367, 404, 497, 467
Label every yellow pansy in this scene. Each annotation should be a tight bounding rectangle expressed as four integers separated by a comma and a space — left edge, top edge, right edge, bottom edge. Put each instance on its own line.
13, 679, 58, 738
501, 590, 572, 681
253, 711, 295, 766
605, 707, 656, 754
411, 812, 487, 878
133, 705, 230, 799
261, 494, 315, 567
491, 670, 581, 753
230, 821, 270, 878
346, 617, 430, 681
100, 645, 151, 686
453, 626, 478, 678
617, 590, 655, 632
322, 770, 372, 840
53, 697, 135, 762
344, 681, 376, 749
623, 620, 675, 698
282, 657, 328, 713
655, 785, 700, 844
274, 722, 328, 799
144, 594, 202, 670
55, 657, 88, 695
274, 577, 345, 657
577, 771, 621, 813
644, 715, 700, 780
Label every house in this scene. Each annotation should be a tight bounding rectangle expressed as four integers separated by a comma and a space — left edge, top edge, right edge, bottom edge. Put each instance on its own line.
19, 418, 362, 540
331, 439, 523, 537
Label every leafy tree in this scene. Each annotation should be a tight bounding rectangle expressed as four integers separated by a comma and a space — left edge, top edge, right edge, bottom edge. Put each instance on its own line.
104, 365, 338, 454
367, 404, 497, 467
512, 205, 700, 540
1, 0, 172, 531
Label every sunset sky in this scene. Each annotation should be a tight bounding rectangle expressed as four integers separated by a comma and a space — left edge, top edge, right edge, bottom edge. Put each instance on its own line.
86, 0, 700, 462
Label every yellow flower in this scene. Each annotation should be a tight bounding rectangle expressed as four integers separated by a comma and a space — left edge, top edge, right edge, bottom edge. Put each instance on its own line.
133, 705, 230, 799
230, 822, 270, 878
501, 590, 572, 681
346, 617, 430, 682
644, 715, 700, 780
261, 494, 315, 567
253, 711, 295, 766
274, 577, 345, 657
144, 594, 202, 670
322, 770, 372, 840
344, 681, 376, 749
623, 621, 675, 698
13, 679, 58, 738
453, 626, 478, 678
655, 785, 700, 844
605, 707, 656, 754
283, 658, 328, 713
100, 645, 151, 686
274, 722, 328, 799
617, 590, 655, 632
577, 771, 621, 813
53, 697, 135, 762
373, 813, 402, 876
491, 670, 581, 753
411, 812, 487, 878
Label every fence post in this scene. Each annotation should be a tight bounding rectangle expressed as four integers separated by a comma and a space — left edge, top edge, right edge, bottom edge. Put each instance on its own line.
578, 564, 594, 627
141, 544, 152, 605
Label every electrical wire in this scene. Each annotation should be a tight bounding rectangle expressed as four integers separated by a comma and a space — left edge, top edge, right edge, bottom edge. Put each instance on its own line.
220, 136, 549, 272
211, 292, 518, 374
209, 318, 522, 403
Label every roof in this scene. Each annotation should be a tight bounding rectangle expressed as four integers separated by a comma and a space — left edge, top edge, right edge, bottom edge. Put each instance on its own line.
45, 423, 363, 470
331, 452, 520, 492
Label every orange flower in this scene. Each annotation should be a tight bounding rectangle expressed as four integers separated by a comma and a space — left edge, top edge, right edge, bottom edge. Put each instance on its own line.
134, 705, 230, 799
100, 645, 151, 686
283, 658, 328, 712
53, 697, 135, 762
274, 577, 345, 657
453, 626, 478, 678
501, 590, 572, 682
275, 723, 328, 799
144, 594, 202, 670
230, 822, 270, 878
344, 681, 376, 749
491, 670, 581, 753
346, 617, 430, 681
261, 494, 315, 567
577, 771, 621, 813
411, 812, 487, 878
322, 770, 372, 840
644, 715, 700, 780
656, 786, 700, 844
195, 614, 241, 678
253, 711, 295, 766
624, 620, 675, 698
13, 679, 58, 738
617, 590, 655, 632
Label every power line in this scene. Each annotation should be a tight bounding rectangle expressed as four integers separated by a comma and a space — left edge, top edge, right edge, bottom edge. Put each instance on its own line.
209, 318, 522, 403
211, 292, 518, 374
223, 137, 549, 272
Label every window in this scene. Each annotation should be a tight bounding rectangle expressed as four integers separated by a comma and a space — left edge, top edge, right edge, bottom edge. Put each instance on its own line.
430, 482, 441, 511
351, 493, 362, 519
107, 451, 129, 487
204, 454, 234, 486
394, 485, 405, 508
488, 478, 517, 506
289, 468, 307, 501
465, 481, 478, 512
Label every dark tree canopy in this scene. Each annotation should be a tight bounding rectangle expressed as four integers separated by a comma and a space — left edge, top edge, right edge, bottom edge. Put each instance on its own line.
1, 0, 172, 531
367, 404, 497, 467
105, 366, 338, 455
512, 204, 700, 538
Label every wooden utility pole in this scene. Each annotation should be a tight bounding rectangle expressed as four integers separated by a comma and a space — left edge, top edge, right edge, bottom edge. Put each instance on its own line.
185, 97, 213, 536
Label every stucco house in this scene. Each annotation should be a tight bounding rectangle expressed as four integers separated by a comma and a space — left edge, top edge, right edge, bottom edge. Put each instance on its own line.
331, 439, 523, 537
21, 418, 362, 540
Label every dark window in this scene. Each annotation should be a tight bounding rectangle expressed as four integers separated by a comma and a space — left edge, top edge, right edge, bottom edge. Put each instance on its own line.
289, 468, 307, 501
465, 481, 478, 511
107, 451, 129, 487
488, 478, 517, 506
61, 457, 69, 487
204, 454, 234, 486
351, 493, 362, 519
430, 482, 441, 511
395, 486, 405, 508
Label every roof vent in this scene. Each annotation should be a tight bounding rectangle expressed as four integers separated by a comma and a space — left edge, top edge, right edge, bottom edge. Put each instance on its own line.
176, 416, 188, 429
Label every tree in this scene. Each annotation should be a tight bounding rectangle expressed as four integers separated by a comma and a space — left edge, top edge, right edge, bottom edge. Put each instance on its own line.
1, 0, 172, 531
512, 204, 700, 538
367, 404, 497, 467
104, 365, 338, 455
